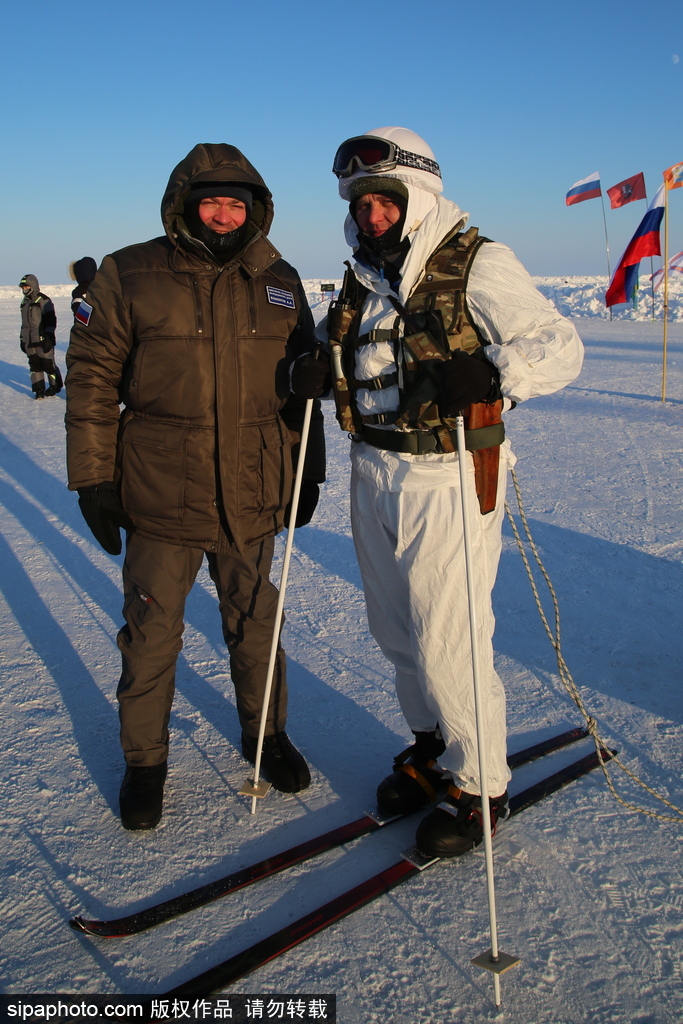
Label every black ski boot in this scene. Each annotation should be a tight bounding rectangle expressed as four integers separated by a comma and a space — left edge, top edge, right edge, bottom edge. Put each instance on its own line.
119, 762, 167, 830
376, 730, 447, 816
44, 370, 63, 397
415, 784, 509, 858
242, 731, 310, 793
33, 382, 46, 400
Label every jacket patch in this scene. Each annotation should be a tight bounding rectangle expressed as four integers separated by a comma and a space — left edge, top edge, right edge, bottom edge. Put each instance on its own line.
75, 300, 93, 326
265, 286, 295, 309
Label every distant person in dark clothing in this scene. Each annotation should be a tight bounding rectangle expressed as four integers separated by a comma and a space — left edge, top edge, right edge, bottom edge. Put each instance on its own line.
69, 257, 98, 319
19, 274, 63, 399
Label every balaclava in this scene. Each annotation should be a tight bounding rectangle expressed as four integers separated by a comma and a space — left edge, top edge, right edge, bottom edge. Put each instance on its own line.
19, 275, 39, 298
347, 177, 411, 283
183, 184, 253, 261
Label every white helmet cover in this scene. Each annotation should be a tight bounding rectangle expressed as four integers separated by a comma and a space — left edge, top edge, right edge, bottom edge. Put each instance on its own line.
337, 127, 444, 200
338, 127, 444, 247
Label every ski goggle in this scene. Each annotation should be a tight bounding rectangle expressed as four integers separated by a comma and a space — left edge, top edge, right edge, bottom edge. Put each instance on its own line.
332, 135, 442, 180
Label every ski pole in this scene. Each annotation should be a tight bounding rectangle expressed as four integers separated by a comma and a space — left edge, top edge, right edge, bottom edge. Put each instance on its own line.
455, 414, 519, 1008
240, 368, 319, 815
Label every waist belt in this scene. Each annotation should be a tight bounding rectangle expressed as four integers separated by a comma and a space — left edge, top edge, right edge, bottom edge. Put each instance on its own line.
358, 421, 505, 455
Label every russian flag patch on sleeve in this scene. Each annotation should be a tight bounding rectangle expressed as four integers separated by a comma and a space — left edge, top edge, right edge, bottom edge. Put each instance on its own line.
75, 300, 93, 326
265, 286, 295, 309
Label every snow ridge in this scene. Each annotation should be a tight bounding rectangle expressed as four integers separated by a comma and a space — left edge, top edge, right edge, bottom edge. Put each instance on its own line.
3, 274, 683, 321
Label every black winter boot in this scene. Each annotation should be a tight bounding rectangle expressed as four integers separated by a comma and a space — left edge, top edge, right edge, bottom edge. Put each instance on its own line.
242, 731, 310, 793
119, 762, 167, 830
33, 382, 46, 400
45, 371, 63, 397
376, 730, 447, 816
415, 784, 509, 858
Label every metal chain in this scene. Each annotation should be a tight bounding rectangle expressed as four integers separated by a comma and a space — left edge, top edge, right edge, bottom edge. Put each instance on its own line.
505, 465, 683, 824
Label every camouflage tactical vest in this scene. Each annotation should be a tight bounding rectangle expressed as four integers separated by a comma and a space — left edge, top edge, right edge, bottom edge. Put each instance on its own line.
327, 226, 491, 451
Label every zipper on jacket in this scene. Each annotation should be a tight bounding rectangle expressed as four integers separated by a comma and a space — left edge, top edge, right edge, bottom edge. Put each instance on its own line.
248, 278, 257, 334
192, 277, 203, 334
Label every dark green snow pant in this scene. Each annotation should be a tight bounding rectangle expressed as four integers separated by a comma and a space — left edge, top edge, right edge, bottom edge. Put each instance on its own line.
117, 532, 287, 766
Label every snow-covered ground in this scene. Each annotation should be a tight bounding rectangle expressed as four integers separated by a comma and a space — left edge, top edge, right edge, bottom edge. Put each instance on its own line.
1, 283, 683, 1023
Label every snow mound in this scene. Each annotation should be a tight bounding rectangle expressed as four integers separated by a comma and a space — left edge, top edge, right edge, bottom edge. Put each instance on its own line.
532, 274, 683, 321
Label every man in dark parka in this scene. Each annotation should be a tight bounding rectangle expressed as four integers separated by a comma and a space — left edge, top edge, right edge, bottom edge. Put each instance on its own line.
65, 143, 325, 830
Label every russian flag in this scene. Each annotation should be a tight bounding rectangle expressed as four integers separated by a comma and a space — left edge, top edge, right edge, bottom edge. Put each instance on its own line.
605, 185, 665, 307
566, 172, 601, 206
75, 299, 93, 326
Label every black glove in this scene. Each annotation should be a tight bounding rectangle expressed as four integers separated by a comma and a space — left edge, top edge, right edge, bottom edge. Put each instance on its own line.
437, 350, 501, 416
77, 482, 134, 555
284, 480, 320, 529
291, 350, 331, 399
20, 340, 27, 353
41, 334, 56, 353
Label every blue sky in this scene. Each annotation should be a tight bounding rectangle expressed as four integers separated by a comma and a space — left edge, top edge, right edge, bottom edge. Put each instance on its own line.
1, 0, 681, 285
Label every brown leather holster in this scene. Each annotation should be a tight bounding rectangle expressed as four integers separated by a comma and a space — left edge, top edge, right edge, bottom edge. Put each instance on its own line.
464, 399, 504, 515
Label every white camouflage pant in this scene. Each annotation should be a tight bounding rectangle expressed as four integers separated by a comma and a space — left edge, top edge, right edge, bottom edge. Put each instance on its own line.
350, 445, 511, 797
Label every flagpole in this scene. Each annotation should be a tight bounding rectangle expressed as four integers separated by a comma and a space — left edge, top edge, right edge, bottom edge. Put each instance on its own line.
600, 194, 613, 321
662, 189, 669, 402
643, 185, 656, 321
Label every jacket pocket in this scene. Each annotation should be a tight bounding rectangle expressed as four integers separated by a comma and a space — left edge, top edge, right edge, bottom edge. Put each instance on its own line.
119, 419, 187, 523
238, 418, 292, 518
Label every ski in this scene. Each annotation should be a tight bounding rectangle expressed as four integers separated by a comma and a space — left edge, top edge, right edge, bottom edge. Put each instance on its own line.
70, 726, 588, 938
165, 744, 615, 996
